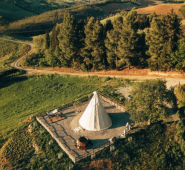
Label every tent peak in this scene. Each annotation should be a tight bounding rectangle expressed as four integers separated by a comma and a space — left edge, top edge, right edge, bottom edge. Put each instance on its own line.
93, 91, 98, 95
79, 91, 112, 131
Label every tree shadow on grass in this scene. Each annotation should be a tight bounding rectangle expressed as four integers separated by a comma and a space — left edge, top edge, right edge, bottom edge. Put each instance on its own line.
0, 76, 28, 89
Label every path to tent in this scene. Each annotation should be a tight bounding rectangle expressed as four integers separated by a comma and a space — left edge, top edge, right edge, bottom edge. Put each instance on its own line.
37, 95, 136, 163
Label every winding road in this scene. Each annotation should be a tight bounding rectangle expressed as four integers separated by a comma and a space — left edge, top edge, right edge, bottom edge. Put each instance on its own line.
2, 37, 185, 88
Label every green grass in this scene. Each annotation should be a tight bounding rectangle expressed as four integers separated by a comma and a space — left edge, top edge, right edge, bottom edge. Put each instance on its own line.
0, 34, 32, 73
101, 14, 121, 25
0, 74, 100, 136
0, 1, 36, 22
0, 39, 27, 72
0, 40, 21, 72
0, 33, 33, 42
0, 74, 132, 136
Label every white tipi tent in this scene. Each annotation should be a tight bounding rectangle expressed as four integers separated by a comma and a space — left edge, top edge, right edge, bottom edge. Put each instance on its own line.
79, 91, 112, 131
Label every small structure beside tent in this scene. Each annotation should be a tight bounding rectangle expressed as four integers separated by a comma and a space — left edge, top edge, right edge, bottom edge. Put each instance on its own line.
76, 136, 92, 150
79, 91, 112, 131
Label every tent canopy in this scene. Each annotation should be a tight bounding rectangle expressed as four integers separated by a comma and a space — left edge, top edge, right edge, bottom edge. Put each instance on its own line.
79, 91, 112, 131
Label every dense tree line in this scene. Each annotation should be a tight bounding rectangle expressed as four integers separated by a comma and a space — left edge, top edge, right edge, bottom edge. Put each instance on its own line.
25, 10, 185, 72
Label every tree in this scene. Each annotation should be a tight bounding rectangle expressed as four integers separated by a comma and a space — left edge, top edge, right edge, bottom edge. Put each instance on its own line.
137, 14, 150, 30
105, 16, 123, 69
165, 9, 182, 52
45, 31, 50, 49
44, 49, 60, 67
104, 19, 113, 32
125, 79, 171, 123
171, 38, 185, 71
117, 10, 142, 68
81, 17, 105, 70
50, 25, 59, 51
178, 5, 185, 19
146, 11, 181, 71
58, 13, 78, 67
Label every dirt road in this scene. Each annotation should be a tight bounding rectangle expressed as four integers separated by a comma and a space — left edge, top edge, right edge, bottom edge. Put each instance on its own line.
1, 38, 185, 88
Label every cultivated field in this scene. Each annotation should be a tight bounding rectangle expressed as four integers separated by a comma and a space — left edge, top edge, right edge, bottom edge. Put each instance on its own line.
137, 3, 185, 15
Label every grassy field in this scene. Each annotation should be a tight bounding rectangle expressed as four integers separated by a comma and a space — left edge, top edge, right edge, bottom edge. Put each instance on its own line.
0, 75, 94, 136
0, 33, 32, 42
0, 1, 36, 22
0, 34, 32, 73
0, 0, 69, 18
0, 74, 131, 137
0, 40, 22, 72
101, 2, 185, 25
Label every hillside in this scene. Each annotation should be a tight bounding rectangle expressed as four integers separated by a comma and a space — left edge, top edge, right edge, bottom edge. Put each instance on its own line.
0, 1, 36, 22
137, 3, 185, 15
0, 75, 184, 169
0, 0, 73, 17
0, 1, 139, 36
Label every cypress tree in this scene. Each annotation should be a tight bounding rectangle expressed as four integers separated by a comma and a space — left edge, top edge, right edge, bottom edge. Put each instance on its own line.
45, 31, 50, 49
50, 25, 59, 51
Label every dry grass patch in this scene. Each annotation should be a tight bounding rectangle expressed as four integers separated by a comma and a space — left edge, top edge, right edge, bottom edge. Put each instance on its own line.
137, 3, 185, 15
89, 159, 113, 170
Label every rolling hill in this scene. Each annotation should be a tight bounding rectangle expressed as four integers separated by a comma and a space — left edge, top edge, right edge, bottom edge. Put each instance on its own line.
0, 1, 36, 22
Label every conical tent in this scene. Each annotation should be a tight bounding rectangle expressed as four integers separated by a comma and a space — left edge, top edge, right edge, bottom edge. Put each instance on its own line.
79, 91, 112, 131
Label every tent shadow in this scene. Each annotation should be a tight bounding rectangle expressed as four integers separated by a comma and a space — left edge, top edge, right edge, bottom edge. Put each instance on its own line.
108, 112, 133, 129
104, 105, 116, 109
87, 138, 109, 149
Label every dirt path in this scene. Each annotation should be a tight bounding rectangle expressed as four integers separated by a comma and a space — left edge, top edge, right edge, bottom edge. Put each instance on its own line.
1, 38, 185, 89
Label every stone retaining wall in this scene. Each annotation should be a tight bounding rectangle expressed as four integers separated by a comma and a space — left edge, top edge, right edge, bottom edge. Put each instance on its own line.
99, 93, 125, 112
36, 117, 76, 162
